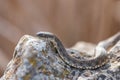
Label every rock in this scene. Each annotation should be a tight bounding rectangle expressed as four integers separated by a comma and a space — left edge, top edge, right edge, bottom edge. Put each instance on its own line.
0, 34, 120, 80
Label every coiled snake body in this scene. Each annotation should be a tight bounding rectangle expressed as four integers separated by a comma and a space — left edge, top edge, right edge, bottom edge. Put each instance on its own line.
36, 32, 120, 69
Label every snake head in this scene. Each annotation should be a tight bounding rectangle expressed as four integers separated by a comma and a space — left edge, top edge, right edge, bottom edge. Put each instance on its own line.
36, 32, 54, 37
36, 32, 56, 40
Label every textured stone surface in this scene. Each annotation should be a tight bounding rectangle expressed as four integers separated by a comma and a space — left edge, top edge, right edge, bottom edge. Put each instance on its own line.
0, 35, 120, 80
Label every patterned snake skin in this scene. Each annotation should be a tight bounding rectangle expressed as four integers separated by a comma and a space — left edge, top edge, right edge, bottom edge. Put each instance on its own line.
1, 32, 120, 80
36, 32, 120, 69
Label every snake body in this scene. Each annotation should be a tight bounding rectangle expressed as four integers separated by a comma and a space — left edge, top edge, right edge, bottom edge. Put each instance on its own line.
36, 32, 120, 69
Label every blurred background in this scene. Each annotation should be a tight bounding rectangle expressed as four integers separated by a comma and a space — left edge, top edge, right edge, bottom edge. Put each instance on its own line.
0, 0, 120, 76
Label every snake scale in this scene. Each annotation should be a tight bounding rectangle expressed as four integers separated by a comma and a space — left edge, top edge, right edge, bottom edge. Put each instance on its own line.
36, 32, 120, 69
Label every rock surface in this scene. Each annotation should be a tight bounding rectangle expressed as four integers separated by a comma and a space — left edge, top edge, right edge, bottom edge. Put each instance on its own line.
0, 35, 120, 80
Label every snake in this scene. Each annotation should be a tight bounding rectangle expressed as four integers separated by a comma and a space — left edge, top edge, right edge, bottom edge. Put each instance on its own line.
36, 32, 120, 69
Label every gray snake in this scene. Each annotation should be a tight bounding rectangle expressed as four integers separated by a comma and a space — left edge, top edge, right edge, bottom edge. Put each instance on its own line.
36, 32, 120, 69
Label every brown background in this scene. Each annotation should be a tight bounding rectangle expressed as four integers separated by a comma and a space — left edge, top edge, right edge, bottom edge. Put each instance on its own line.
0, 0, 120, 76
